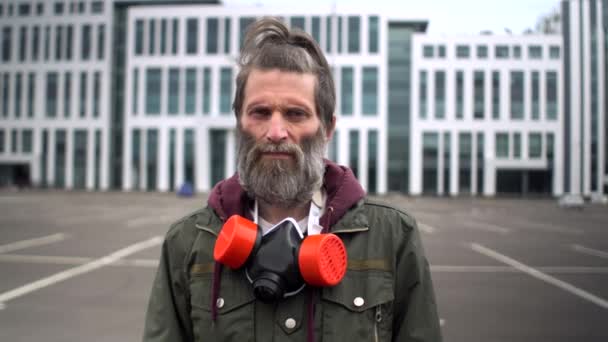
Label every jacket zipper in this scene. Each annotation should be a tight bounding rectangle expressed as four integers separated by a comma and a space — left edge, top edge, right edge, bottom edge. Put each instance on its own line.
374, 305, 382, 342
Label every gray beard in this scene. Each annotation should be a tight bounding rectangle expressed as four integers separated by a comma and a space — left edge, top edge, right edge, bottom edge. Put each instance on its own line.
236, 127, 326, 209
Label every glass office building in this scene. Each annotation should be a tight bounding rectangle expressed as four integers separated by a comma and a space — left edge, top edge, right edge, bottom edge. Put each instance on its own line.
0, 0, 605, 200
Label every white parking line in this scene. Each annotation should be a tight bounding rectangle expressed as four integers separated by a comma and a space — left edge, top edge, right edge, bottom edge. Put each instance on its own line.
572, 244, 608, 259
465, 221, 511, 234
0, 233, 69, 254
0, 254, 159, 268
418, 223, 437, 234
471, 243, 608, 310
0, 236, 162, 306
431, 265, 608, 274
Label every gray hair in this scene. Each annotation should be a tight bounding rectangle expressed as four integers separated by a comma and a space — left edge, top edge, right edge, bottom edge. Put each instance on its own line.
232, 17, 336, 130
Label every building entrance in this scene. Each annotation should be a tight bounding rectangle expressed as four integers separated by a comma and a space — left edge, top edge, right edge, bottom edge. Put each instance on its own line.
496, 169, 552, 197
0, 164, 31, 189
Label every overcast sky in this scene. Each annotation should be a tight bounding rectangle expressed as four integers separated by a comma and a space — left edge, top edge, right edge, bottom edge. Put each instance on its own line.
224, 0, 561, 34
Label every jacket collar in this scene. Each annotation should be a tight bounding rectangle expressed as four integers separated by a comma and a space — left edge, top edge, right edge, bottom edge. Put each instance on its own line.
205, 159, 366, 233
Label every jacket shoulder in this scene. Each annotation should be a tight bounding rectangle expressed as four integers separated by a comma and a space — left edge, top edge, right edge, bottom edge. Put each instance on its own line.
362, 198, 418, 234
163, 206, 218, 251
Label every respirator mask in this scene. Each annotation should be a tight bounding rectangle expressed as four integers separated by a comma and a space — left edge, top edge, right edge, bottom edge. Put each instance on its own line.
213, 215, 347, 303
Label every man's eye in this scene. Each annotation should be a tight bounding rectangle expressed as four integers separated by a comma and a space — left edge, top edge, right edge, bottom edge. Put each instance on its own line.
286, 109, 307, 119
250, 107, 270, 117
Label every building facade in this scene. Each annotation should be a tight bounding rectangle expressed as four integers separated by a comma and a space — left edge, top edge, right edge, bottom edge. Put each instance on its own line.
0, 0, 605, 200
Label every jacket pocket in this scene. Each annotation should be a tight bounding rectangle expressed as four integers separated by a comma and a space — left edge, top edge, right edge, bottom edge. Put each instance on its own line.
189, 267, 255, 342
321, 270, 394, 342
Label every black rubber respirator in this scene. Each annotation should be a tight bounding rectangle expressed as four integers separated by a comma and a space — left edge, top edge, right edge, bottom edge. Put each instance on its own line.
213, 215, 347, 302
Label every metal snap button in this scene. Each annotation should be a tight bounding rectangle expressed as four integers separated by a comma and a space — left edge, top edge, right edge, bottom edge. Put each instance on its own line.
216, 297, 225, 309
285, 318, 297, 329
353, 297, 365, 307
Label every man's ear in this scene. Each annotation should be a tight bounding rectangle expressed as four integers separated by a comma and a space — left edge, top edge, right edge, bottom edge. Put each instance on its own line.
325, 115, 336, 141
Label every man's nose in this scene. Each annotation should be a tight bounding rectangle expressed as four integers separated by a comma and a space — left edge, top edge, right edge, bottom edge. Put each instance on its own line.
266, 112, 288, 143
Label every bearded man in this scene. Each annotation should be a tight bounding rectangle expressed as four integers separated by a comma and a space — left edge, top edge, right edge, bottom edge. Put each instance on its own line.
143, 17, 442, 342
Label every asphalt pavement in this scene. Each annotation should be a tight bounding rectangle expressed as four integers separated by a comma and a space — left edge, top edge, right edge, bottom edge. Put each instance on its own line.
0, 191, 607, 341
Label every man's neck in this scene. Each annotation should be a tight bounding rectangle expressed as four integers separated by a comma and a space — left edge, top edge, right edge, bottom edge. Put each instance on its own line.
258, 199, 310, 225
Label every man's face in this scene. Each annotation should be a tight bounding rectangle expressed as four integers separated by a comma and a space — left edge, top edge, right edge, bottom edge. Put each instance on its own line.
236, 69, 334, 208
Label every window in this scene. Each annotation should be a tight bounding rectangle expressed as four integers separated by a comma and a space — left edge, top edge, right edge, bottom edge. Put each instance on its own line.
528, 45, 542, 59
160, 19, 167, 55
186, 18, 197, 55
184, 128, 195, 188
32, 26, 40, 60
224, 18, 231, 54
54, 2, 64, 15
2, 73, 9, 117
312, 17, 321, 43
54, 130, 66, 188
81, 24, 91, 60
476, 132, 484, 194
169, 129, 176, 191
367, 130, 378, 193
203, 67, 211, 114
55, 25, 63, 60
419, 70, 427, 119
438, 45, 446, 58
2, 27, 12, 62
206, 18, 218, 54
79, 72, 87, 117
64, 72, 71, 117
492, 71, 500, 119
146, 129, 158, 191
473, 71, 484, 119
329, 130, 339, 162
290, 16, 305, 30
15, 73, 22, 118
456, 45, 470, 58
325, 16, 332, 53
549, 46, 560, 59
18, 4, 31, 16
66, 25, 73, 60
443, 132, 451, 193
239, 17, 255, 50
423, 45, 434, 58
477, 45, 488, 58
513, 45, 522, 59
349, 130, 359, 178
132, 69, 139, 114
172, 18, 179, 54
46, 72, 58, 117
210, 129, 227, 186
78, 1, 85, 14
19, 26, 27, 61
185, 68, 196, 115
145, 68, 161, 115
347, 16, 360, 53
44, 26, 50, 60
510, 71, 524, 119
513, 133, 521, 158
362, 67, 378, 115
529, 133, 542, 158
93, 72, 100, 118
27, 73, 35, 118
337, 17, 343, 53
422, 132, 439, 194
341, 67, 353, 115
220, 67, 232, 114
132, 129, 141, 189
148, 20, 156, 55
546, 133, 554, 161
496, 133, 509, 158
11, 130, 18, 153
435, 71, 445, 119
36, 3, 44, 15
94, 130, 101, 189
135, 20, 144, 55
0, 130, 4, 153
91, 1, 104, 14
73, 130, 87, 188
531, 71, 540, 120
368, 16, 379, 53
546, 71, 558, 120
495, 45, 509, 58
456, 70, 464, 119
168, 68, 180, 115
458, 133, 472, 193
97, 24, 105, 60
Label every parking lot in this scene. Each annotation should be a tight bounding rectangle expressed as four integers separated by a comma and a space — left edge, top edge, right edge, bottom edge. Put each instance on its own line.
0, 191, 607, 341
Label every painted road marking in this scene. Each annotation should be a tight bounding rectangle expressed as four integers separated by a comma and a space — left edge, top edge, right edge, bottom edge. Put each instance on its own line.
0, 236, 162, 305
126, 215, 173, 229
465, 221, 511, 234
0, 254, 159, 267
418, 223, 437, 234
572, 244, 608, 259
430, 265, 608, 274
517, 221, 584, 235
471, 243, 608, 310
0, 233, 69, 254
439, 319, 445, 327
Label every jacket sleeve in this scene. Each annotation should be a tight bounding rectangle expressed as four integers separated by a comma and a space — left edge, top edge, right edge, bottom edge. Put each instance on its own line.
142, 230, 194, 342
392, 215, 443, 342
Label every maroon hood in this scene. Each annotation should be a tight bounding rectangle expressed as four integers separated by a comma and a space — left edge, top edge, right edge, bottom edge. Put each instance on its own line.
207, 159, 366, 231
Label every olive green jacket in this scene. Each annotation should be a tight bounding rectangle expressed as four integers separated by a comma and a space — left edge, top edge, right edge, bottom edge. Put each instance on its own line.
142, 199, 442, 341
